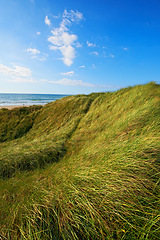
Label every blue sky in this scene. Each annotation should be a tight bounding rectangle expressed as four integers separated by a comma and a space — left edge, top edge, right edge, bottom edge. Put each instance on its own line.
0, 0, 160, 94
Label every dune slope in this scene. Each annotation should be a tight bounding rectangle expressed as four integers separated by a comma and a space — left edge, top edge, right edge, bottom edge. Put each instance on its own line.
0, 82, 159, 239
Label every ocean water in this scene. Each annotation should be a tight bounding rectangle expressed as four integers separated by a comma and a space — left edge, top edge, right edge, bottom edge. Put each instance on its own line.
0, 93, 69, 106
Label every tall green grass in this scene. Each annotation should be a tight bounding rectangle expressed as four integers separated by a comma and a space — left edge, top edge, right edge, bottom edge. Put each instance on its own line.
0, 96, 94, 178
0, 105, 42, 142
0, 82, 159, 239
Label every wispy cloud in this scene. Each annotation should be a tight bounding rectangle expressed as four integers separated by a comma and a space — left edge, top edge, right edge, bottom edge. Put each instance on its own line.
45, 16, 51, 26
75, 42, 82, 48
122, 47, 128, 51
109, 53, 115, 58
79, 65, 85, 68
61, 71, 74, 76
27, 48, 40, 55
39, 56, 48, 61
36, 31, 41, 35
9, 77, 36, 83
26, 48, 47, 61
47, 10, 83, 66
0, 64, 32, 77
47, 78, 95, 87
90, 51, 99, 56
0, 63, 35, 82
91, 64, 96, 69
41, 77, 111, 88
87, 41, 96, 47
52, 14, 60, 19
62, 9, 83, 24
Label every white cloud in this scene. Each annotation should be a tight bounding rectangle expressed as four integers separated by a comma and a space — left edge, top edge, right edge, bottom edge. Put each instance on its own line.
14, 66, 32, 77
27, 48, 40, 55
59, 45, 75, 66
87, 41, 96, 47
41, 77, 111, 88
90, 51, 99, 56
0, 64, 31, 77
79, 65, 85, 68
36, 31, 41, 35
45, 16, 51, 26
122, 47, 128, 51
48, 10, 83, 66
52, 14, 60, 19
61, 71, 74, 76
39, 56, 47, 61
48, 78, 95, 87
40, 76, 113, 89
8, 77, 36, 83
62, 9, 83, 24
26, 48, 47, 61
48, 32, 77, 47
0, 63, 35, 82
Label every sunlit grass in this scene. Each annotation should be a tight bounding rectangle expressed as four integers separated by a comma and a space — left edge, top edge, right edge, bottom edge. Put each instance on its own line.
0, 82, 159, 239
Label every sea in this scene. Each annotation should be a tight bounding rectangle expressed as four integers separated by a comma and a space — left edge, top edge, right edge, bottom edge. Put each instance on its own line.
0, 93, 69, 106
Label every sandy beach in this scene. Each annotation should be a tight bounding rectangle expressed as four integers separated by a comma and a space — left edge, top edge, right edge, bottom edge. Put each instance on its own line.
0, 105, 32, 110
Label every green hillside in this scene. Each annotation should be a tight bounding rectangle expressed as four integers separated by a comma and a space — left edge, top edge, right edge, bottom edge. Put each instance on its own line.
0, 82, 159, 239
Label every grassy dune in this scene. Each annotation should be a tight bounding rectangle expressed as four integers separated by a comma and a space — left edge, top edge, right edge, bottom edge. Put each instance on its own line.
0, 82, 159, 239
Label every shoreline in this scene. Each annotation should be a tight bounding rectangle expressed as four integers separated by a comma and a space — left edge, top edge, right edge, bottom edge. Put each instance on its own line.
0, 105, 41, 110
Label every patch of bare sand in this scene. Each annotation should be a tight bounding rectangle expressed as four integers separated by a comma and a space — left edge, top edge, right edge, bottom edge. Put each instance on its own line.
0, 105, 32, 110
